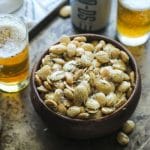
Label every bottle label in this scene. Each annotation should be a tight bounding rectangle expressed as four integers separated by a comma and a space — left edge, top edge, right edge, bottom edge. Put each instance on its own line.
71, 0, 111, 31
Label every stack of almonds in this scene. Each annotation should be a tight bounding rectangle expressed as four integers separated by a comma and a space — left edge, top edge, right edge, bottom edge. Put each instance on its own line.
35, 35, 135, 120
117, 120, 135, 146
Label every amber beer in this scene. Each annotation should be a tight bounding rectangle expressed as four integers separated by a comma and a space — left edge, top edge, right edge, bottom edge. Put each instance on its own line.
117, 0, 150, 46
0, 15, 29, 92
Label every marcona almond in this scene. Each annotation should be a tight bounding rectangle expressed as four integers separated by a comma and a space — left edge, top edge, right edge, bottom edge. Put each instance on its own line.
77, 112, 90, 119
81, 43, 94, 51
95, 40, 105, 51
74, 84, 89, 106
64, 88, 74, 100
122, 120, 135, 134
59, 5, 71, 18
45, 99, 58, 111
116, 132, 129, 145
101, 107, 115, 115
67, 106, 81, 117
36, 65, 51, 80
49, 44, 67, 54
59, 35, 71, 44
37, 85, 48, 93
85, 98, 100, 110
65, 72, 74, 85
92, 92, 107, 107
35, 74, 42, 86
58, 104, 67, 115
118, 81, 131, 92
95, 79, 115, 94
73, 36, 87, 42
67, 43, 76, 57
96, 51, 110, 63
35, 35, 135, 120
120, 51, 129, 63
49, 71, 65, 81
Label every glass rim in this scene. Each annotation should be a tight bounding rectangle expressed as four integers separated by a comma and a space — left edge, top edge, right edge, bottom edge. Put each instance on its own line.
118, 0, 150, 11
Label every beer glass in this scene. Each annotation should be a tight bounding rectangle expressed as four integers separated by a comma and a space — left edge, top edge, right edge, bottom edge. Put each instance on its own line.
117, 0, 150, 46
0, 15, 29, 92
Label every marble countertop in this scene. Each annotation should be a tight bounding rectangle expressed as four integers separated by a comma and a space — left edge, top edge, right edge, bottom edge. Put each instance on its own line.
14, 0, 64, 30
0, 0, 150, 150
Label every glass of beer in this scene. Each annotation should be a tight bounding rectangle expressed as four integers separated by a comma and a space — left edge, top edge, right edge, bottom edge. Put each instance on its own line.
117, 0, 150, 46
0, 15, 29, 92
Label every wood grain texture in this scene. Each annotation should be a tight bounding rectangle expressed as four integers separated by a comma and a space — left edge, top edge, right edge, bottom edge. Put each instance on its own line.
0, 0, 150, 149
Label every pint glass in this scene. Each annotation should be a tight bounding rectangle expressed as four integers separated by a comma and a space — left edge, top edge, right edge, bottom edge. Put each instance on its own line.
117, 0, 150, 46
0, 0, 24, 13
0, 15, 29, 92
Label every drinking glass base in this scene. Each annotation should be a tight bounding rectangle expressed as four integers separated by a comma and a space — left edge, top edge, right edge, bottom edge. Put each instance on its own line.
0, 78, 29, 93
117, 33, 150, 46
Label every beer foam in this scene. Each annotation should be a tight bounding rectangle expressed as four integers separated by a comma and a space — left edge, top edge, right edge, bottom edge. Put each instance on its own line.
120, 0, 150, 10
0, 16, 27, 58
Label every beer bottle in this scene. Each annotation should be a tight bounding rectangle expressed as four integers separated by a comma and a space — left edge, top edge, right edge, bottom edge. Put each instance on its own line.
70, 0, 112, 32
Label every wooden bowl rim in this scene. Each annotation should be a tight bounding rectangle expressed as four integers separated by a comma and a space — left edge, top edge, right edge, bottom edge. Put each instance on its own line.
31, 34, 140, 123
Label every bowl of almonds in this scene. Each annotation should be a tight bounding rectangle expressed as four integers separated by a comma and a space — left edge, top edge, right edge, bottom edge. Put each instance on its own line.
31, 34, 141, 139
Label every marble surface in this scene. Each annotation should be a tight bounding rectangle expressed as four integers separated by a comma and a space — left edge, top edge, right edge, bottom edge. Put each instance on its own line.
13, 0, 64, 30
0, 0, 150, 150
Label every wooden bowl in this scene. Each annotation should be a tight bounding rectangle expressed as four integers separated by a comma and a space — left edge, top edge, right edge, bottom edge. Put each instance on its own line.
30, 34, 141, 139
